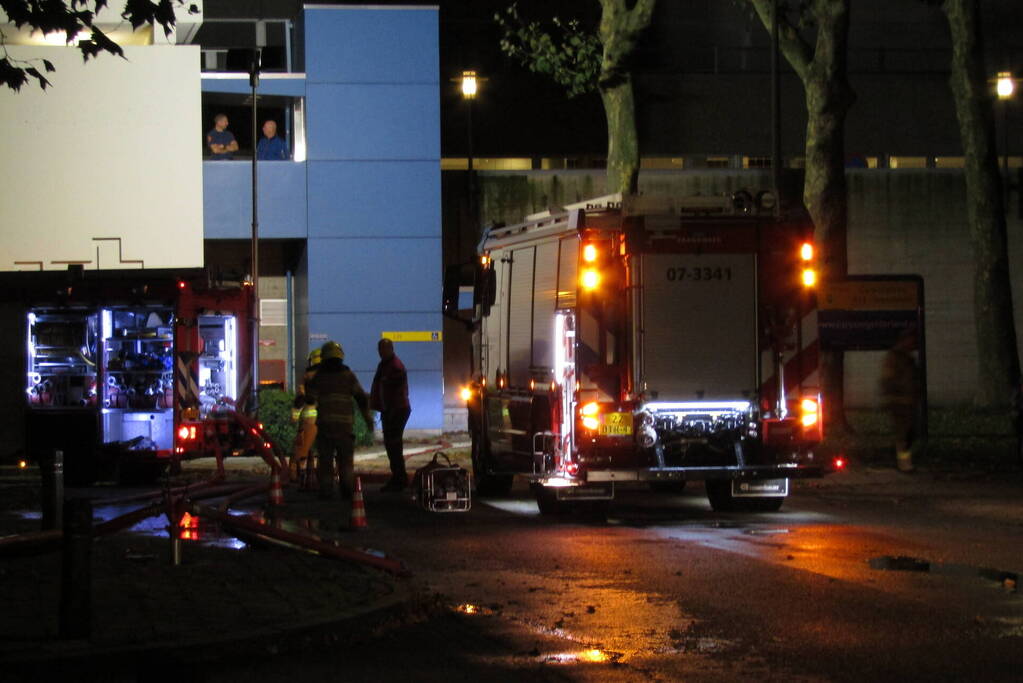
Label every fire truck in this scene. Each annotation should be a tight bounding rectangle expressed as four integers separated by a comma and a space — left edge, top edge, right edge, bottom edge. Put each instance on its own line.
14, 268, 258, 484
445, 193, 841, 514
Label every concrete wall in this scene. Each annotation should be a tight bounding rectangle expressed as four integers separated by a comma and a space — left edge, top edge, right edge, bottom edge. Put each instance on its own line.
0, 46, 203, 271
472, 168, 1023, 408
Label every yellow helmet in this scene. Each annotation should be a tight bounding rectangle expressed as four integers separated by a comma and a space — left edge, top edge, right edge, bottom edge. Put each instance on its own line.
307, 348, 322, 367
321, 340, 344, 360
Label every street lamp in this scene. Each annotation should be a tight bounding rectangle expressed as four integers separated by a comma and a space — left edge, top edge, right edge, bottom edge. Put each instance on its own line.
996, 71, 1015, 186
460, 70, 479, 232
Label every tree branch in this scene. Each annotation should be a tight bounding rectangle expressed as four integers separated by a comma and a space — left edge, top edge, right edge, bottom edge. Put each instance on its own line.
746, 0, 813, 83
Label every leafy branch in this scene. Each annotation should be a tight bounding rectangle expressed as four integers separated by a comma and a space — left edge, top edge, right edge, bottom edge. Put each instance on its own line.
0, 0, 200, 92
494, 2, 602, 98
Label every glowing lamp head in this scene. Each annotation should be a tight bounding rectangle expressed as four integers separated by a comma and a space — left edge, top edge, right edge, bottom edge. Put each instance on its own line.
18, 460, 27, 469
997, 71, 1015, 99
581, 268, 601, 290
581, 402, 599, 417
802, 268, 817, 288
460, 386, 472, 402
800, 398, 820, 427
582, 416, 600, 431
461, 70, 478, 99
800, 242, 814, 261
582, 243, 598, 263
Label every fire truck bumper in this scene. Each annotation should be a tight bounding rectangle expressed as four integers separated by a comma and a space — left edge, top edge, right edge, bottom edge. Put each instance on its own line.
587, 463, 832, 483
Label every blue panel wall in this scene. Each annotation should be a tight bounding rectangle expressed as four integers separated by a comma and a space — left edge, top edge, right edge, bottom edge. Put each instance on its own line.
306, 85, 440, 160
307, 237, 439, 312
203, 161, 307, 239
201, 77, 307, 97
303, 6, 442, 431
307, 161, 439, 238
305, 8, 438, 84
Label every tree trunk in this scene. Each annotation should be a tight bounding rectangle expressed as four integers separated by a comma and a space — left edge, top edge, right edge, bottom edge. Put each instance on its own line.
597, 0, 654, 195
943, 0, 1020, 407
802, 1, 854, 429
600, 76, 639, 194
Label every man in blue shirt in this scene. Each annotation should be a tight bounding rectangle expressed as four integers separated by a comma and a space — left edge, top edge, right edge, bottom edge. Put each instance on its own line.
256, 119, 289, 160
206, 113, 238, 159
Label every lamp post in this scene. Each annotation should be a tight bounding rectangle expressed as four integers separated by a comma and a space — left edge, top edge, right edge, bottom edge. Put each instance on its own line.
996, 71, 1015, 194
460, 70, 478, 230
250, 48, 261, 412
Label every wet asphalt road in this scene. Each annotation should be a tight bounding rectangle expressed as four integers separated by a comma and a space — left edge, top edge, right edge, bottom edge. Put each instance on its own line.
201, 474, 1023, 682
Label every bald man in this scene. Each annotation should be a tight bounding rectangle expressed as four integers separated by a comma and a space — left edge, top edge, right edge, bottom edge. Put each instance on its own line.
370, 338, 410, 492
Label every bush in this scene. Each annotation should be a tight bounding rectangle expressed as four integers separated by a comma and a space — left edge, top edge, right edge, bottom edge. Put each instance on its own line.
258, 387, 375, 451
258, 388, 298, 454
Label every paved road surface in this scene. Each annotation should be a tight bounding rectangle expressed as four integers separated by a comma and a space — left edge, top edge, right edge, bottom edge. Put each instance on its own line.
201, 465, 1023, 682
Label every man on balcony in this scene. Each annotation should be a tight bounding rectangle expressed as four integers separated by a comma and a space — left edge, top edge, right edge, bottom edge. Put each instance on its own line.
206, 113, 238, 160
257, 119, 288, 161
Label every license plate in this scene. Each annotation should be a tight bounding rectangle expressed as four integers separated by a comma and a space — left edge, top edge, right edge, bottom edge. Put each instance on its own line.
732, 478, 789, 497
599, 412, 633, 436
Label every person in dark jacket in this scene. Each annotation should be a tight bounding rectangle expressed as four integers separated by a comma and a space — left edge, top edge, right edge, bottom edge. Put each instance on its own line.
371, 338, 411, 492
305, 341, 372, 499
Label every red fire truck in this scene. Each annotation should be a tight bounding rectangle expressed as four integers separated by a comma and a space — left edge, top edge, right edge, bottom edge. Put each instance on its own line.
15, 268, 258, 484
445, 193, 841, 514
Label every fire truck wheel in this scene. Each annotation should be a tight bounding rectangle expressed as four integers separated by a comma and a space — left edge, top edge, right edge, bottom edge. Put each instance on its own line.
705, 480, 785, 512
471, 433, 514, 497
649, 481, 687, 494
531, 484, 567, 516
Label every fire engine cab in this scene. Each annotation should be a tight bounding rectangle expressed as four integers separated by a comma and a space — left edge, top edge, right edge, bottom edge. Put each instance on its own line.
445, 193, 840, 514
14, 268, 256, 484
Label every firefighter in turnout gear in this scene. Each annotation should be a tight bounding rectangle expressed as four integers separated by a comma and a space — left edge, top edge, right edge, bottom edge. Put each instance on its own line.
289, 348, 321, 485
305, 340, 373, 499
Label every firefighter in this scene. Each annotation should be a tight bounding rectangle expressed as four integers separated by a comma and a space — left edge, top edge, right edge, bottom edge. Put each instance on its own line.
371, 337, 411, 492
305, 340, 373, 499
289, 348, 321, 484
879, 330, 921, 473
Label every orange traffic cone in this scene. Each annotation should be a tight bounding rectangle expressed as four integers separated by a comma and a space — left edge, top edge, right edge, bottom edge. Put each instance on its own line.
269, 468, 285, 506
350, 476, 367, 530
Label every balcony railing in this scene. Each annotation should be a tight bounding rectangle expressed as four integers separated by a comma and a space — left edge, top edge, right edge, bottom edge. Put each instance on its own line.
193, 18, 296, 73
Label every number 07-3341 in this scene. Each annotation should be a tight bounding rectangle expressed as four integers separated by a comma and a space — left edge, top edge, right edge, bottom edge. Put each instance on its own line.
666, 266, 732, 282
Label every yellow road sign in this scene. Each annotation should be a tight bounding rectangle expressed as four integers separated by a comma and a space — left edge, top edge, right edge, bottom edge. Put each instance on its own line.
819, 280, 919, 311
381, 331, 443, 342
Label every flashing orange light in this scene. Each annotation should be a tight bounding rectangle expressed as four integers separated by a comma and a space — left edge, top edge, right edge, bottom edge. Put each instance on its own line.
582, 243, 598, 263
481, 377, 487, 387
800, 242, 814, 261
581, 402, 599, 417
529, 379, 536, 391
550, 381, 557, 392
460, 386, 472, 402
18, 460, 27, 469
802, 268, 817, 287
581, 268, 601, 290
480, 255, 490, 266
800, 398, 820, 427
582, 416, 600, 430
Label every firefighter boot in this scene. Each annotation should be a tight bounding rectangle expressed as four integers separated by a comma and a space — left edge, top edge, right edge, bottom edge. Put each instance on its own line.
896, 449, 914, 473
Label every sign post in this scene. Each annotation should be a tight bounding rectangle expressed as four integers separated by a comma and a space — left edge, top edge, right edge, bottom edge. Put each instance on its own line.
818, 275, 927, 439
